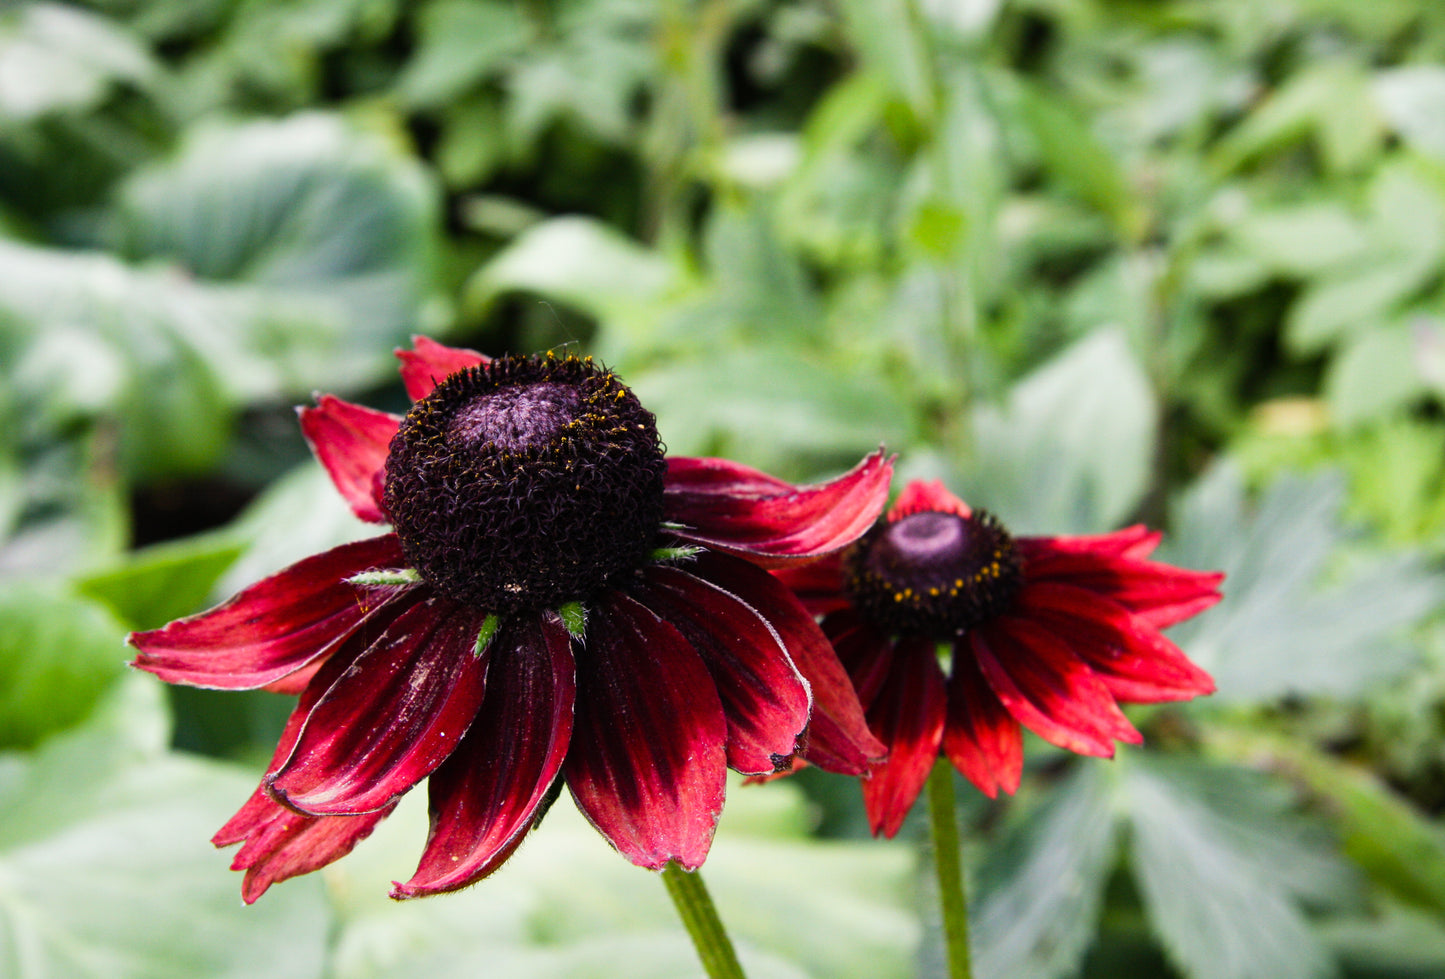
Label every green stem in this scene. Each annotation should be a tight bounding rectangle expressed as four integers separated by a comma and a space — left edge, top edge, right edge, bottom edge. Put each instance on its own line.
927, 758, 974, 979
661, 861, 747, 979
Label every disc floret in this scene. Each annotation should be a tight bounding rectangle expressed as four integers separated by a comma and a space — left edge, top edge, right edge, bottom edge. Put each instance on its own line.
844, 508, 1023, 639
383, 352, 667, 612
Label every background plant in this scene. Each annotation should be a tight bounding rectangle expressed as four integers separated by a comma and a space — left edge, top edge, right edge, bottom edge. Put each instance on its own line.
3, 1, 1445, 976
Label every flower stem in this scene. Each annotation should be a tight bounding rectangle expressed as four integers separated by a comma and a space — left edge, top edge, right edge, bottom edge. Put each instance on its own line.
927, 758, 974, 979
661, 861, 747, 979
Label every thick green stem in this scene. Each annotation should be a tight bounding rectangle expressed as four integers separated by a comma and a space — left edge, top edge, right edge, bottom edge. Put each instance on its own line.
661, 861, 747, 979
927, 758, 974, 979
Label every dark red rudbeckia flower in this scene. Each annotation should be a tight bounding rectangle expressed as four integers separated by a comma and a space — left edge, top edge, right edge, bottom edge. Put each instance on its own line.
774, 479, 1222, 837
130, 337, 890, 902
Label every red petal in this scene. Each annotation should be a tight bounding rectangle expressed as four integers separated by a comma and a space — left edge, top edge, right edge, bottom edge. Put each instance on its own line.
770, 555, 851, 616
129, 535, 408, 689
662, 450, 893, 567
688, 552, 884, 774
942, 647, 1023, 798
859, 636, 946, 838
971, 619, 1141, 758
888, 479, 970, 520
214, 788, 393, 903
1018, 583, 1215, 702
564, 592, 727, 870
268, 597, 490, 815
826, 612, 895, 711
1020, 540, 1224, 630
635, 562, 811, 775
396, 336, 489, 402
298, 395, 401, 523
1018, 525, 1160, 562
393, 612, 575, 898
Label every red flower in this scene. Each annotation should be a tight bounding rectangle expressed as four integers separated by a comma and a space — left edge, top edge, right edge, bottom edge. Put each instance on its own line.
775, 479, 1221, 837
130, 337, 889, 902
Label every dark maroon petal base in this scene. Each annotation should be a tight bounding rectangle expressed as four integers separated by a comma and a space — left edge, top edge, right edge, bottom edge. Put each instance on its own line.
942, 648, 1023, 798
635, 563, 810, 775
392, 611, 575, 898
564, 592, 727, 870
268, 597, 491, 815
858, 636, 947, 838
130, 535, 408, 689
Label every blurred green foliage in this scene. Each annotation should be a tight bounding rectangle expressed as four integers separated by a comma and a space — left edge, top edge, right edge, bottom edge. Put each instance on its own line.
3, 0, 1445, 976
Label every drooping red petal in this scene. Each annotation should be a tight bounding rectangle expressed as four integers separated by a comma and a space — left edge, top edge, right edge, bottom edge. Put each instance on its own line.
214, 788, 393, 904
396, 336, 489, 402
564, 592, 727, 870
298, 395, 401, 523
942, 646, 1023, 798
826, 611, 895, 711
634, 562, 811, 776
859, 636, 947, 838
268, 597, 491, 815
888, 479, 970, 520
1018, 525, 1160, 563
770, 555, 851, 616
687, 551, 884, 774
1019, 542, 1223, 630
393, 611, 575, 898
1017, 582, 1215, 702
129, 535, 408, 689
971, 618, 1141, 758
662, 450, 893, 567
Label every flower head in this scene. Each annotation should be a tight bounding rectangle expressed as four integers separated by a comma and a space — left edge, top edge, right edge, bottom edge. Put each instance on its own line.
776, 479, 1222, 837
130, 338, 890, 901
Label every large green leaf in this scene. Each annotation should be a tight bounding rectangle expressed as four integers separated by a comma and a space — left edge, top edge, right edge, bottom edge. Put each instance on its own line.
1124, 757, 1345, 979
972, 766, 1118, 979
1162, 465, 1445, 702
0, 678, 331, 978
630, 349, 911, 477
110, 112, 441, 393
966, 330, 1157, 535
321, 777, 917, 979
75, 531, 245, 630
0, 3, 154, 120
0, 583, 129, 749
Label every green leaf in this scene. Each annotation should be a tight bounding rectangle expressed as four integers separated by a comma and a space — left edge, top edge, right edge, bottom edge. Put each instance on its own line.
1010, 78, 1140, 237
324, 778, 917, 979
1250, 736, 1445, 919
0, 584, 129, 748
630, 349, 910, 476
0, 3, 154, 120
110, 112, 441, 392
75, 532, 245, 630
467, 215, 677, 326
0, 677, 331, 979
1163, 464, 1445, 702
396, 0, 531, 108
967, 330, 1157, 535
1324, 324, 1427, 427
1124, 757, 1343, 979
1375, 65, 1445, 159
216, 462, 375, 599
972, 766, 1118, 979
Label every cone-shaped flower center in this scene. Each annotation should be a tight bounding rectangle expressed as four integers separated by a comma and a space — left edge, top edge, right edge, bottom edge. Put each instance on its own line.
844, 509, 1022, 639
383, 353, 667, 612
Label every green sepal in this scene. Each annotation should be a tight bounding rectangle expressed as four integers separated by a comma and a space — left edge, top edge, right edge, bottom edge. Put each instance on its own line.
557, 601, 587, 638
650, 545, 703, 564
474, 614, 501, 658
347, 568, 421, 587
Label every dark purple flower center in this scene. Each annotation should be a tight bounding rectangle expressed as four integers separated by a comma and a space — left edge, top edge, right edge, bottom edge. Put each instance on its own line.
843, 508, 1022, 639
383, 353, 666, 612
